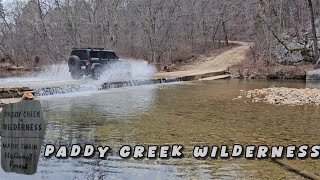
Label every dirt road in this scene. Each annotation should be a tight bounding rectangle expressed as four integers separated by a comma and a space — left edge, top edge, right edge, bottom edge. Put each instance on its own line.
155, 41, 251, 78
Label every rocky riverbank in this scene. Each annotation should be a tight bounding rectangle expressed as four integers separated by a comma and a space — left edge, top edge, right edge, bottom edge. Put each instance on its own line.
231, 17, 320, 80
236, 87, 320, 106
0, 87, 34, 99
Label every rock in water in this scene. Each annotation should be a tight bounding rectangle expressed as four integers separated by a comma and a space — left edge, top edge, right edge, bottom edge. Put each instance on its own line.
306, 69, 320, 80
239, 87, 320, 106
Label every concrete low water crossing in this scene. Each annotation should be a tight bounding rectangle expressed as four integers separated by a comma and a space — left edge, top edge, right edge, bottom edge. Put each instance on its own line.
0, 63, 227, 98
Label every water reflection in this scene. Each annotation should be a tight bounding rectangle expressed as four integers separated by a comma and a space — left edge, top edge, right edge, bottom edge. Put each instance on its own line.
42, 85, 156, 118
306, 81, 320, 89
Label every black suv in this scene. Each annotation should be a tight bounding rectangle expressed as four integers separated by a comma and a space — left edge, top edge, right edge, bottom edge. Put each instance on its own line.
68, 48, 120, 79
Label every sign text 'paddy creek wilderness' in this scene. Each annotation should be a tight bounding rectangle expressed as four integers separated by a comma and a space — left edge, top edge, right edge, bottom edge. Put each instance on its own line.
0, 100, 46, 175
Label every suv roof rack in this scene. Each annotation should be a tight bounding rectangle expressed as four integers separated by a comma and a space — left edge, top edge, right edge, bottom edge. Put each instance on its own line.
72, 47, 105, 50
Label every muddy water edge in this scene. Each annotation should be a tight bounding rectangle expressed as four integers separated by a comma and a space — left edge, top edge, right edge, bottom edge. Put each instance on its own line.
0, 79, 319, 179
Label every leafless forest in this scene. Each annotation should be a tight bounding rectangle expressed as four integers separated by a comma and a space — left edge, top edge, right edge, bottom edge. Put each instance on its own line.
0, 0, 319, 71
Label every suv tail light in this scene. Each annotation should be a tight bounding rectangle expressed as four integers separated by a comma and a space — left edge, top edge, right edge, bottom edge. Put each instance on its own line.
86, 61, 91, 66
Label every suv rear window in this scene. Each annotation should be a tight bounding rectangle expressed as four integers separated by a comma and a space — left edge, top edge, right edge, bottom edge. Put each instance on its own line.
102, 51, 118, 59
71, 50, 88, 60
90, 51, 101, 59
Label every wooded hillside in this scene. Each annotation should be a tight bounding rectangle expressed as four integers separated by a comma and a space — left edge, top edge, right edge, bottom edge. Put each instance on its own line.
0, 0, 319, 69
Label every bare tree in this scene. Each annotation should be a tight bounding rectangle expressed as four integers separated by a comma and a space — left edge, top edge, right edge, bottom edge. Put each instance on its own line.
0, 0, 316, 69
307, 0, 319, 62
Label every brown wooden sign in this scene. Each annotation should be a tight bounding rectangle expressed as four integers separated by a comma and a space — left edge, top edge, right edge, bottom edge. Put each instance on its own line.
0, 100, 46, 175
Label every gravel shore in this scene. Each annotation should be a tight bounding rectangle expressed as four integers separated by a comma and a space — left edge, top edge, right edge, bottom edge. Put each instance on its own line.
237, 87, 320, 106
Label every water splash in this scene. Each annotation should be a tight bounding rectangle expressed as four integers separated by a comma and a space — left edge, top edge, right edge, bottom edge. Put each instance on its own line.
0, 59, 165, 97
0, 59, 155, 89
34, 64, 73, 81
96, 59, 156, 83
0, 64, 75, 85
33, 59, 158, 96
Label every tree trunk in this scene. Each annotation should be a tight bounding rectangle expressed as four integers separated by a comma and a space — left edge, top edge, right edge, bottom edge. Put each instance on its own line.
307, 0, 319, 62
222, 21, 229, 46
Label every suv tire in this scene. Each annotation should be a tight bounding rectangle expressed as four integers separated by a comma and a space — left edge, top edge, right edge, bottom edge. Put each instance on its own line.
70, 71, 83, 80
92, 66, 103, 80
68, 55, 81, 70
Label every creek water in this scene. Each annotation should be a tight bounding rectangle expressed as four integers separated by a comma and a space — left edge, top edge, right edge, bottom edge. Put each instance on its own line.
1, 79, 319, 179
